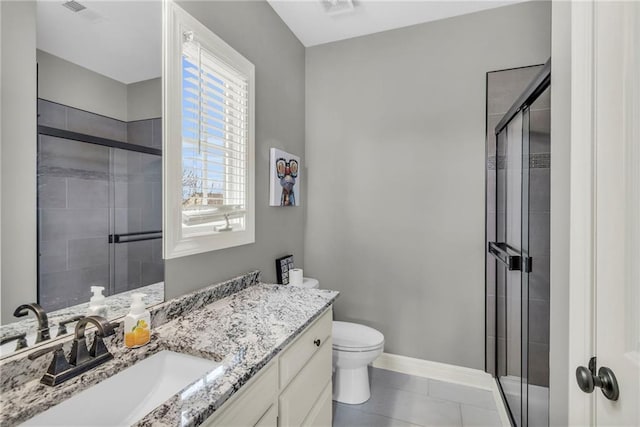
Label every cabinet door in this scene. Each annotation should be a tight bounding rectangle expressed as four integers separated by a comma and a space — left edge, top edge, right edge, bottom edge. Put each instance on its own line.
279, 340, 332, 427
202, 362, 277, 427
255, 404, 277, 427
302, 381, 332, 427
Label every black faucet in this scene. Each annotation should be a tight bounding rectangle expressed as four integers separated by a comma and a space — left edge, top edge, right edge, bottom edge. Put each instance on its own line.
13, 303, 50, 343
0, 332, 28, 351
69, 316, 115, 365
29, 315, 115, 387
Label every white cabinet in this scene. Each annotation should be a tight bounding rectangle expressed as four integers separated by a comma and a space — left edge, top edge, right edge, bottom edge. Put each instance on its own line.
278, 308, 332, 426
302, 382, 332, 427
204, 308, 333, 427
201, 360, 278, 427
278, 309, 332, 389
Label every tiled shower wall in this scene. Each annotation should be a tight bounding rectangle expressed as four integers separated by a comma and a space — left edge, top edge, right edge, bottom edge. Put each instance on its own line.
37, 99, 163, 311
485, 66, 550, 387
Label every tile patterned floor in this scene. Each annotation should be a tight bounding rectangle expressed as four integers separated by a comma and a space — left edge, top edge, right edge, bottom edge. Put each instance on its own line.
333, 367, 502, 427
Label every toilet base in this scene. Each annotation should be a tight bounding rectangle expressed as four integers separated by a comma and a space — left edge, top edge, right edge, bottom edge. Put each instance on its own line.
333, 365, 371, 404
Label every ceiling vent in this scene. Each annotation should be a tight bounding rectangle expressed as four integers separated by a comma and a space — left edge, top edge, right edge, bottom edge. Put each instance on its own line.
322, 0, 355, 16
62, 1, 87, 13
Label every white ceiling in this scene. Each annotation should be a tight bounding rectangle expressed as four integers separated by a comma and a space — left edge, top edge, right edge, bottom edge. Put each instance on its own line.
267, 0, 528, 47
37, 0, 161, 84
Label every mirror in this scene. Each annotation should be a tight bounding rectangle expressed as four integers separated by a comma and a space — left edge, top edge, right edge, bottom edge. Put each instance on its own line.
0, 0, 164, 358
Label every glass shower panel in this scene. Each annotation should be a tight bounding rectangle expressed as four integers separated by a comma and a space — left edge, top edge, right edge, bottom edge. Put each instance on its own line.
37, 136, 111, 311
497, 111, 525, 425
521, 108, 531, 427
112, 149, 163, 295
496, 129, 507, 378
526, 86, 550, 427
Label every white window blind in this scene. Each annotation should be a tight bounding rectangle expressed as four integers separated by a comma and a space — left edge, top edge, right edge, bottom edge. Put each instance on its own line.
181, 33, 248, 233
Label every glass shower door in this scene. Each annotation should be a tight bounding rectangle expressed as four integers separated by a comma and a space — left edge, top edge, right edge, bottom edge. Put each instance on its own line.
111, 149, 163, 295
494, 111, 529, 426
37, 135, 112, 311
492, 91, 549, 427
487, 62, 550, 427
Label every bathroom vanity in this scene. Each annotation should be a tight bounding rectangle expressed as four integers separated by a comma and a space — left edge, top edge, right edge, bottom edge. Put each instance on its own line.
202, 309, 332, 427
0, 272, 338, 426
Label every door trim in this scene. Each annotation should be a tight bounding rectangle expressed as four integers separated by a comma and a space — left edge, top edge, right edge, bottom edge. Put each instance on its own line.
568, 1, 597, 424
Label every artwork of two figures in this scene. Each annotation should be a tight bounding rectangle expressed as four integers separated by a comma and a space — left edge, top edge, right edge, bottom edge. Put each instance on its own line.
270, 148, 300, 207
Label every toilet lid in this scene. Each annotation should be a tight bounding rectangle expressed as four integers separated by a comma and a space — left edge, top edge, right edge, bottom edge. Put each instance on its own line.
332, 321, 384, 351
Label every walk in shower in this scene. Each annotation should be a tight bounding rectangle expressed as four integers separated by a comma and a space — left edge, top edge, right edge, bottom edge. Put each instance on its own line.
37, 100, 164, 312
486, 61, 551, 427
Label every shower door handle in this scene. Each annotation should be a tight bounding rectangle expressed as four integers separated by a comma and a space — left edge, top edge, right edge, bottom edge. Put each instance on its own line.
488, 242, 522, 271
109, 231, 162, 244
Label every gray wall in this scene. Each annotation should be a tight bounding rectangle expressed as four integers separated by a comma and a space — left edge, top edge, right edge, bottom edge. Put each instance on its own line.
305, 1, 551, 369
37, 50, 161, 122
37, 49, 128, 121
127, 78, 162, 122
164, 1, 306, 298
1, 1, 38, 324
549, 1, 571, 425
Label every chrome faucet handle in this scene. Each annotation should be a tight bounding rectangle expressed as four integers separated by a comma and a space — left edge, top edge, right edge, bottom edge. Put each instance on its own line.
0, 332, 28, 351
28, 343, 72, 379
57, 315, 85, 336
14, 303, 50, 343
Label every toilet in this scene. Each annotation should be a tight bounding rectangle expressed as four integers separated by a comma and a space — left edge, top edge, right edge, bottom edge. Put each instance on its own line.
291, 278, 385, 404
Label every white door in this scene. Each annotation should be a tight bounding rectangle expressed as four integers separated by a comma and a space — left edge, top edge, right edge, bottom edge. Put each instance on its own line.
594, 1, 640, 425
570, 1, 640, 425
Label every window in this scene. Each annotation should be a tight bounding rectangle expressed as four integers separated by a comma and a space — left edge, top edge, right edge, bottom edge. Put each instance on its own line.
164, 2, 255, 258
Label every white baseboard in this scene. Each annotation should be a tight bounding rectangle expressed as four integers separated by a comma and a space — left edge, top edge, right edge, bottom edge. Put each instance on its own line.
371, 352, 511, 427
371, 352, 493, 389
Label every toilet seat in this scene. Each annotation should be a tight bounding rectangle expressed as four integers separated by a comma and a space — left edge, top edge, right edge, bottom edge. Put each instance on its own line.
332, 321, 384, 352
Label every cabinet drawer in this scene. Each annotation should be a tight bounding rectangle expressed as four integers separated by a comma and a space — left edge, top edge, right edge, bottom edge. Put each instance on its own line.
279, 340, 332, 427
302, 381, 332, 427
204, 362, 277, 427
279, 308, 332, 389
255, 404, 277, 427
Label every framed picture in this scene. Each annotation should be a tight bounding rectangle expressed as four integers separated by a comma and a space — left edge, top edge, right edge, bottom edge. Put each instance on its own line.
276, 254, 294, 284
270, 148, 301, 207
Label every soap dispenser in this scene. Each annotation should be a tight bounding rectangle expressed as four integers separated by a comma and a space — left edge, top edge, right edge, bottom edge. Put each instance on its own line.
87, 286, 108, 318
124, 293, 150, 348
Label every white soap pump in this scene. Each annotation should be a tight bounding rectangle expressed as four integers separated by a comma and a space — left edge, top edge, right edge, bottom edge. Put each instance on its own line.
87, 286, 107, 318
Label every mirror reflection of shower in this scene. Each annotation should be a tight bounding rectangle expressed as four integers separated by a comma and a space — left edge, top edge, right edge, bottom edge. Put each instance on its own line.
37, 106, 163, 311
35, 0, 163, 312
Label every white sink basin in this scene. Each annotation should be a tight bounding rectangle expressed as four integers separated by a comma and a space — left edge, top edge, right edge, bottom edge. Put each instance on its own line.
22, 350, 220, 426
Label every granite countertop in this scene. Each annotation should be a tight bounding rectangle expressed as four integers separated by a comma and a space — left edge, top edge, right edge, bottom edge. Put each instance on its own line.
1, 284, 338, 427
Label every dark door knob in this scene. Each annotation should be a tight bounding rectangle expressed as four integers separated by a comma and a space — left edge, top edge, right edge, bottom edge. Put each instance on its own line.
576, 366, 596, 393
576, 364, 620, 401
314, 339, 321, 347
